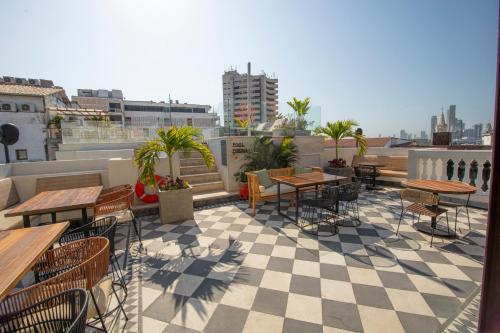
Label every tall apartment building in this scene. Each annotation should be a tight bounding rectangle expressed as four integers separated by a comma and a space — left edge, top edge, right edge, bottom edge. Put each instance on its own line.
431, 115, 437, 137
72, 89, 124, 122
222, 65, 278, 127
446, 105, 457, 132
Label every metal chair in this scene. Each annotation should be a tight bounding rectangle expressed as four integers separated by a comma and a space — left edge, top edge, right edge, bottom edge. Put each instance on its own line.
0, 237, 127, 332
0, 288, 89, 333
439, 194, 471, 232
338, 181, 362, 226
397, 189, 449, 246
95, 189, 143, 269
299, 186, 341, 235
59, 216, 127, 293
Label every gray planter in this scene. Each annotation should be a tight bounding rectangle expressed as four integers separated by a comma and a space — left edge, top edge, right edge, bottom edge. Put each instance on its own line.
272, 129, 311, 137
324, 167, 354, 179
158, 186, 194, 224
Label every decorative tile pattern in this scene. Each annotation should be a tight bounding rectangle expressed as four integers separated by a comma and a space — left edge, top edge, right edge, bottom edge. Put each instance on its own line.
106, 188, 486, 332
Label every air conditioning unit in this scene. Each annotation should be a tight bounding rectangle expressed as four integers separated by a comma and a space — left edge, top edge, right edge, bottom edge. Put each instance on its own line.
3, 76, 14, 83
28, 78, 41, 86
0, 103, 16, 112
15, 77, 28, 85
19, 103, 36, 112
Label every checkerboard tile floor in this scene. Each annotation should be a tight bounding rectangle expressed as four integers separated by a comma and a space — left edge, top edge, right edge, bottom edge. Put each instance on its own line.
109, 188, 486, 333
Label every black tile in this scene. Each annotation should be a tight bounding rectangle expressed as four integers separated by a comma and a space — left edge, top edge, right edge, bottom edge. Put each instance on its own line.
320, 263, 350, 282
289, 275, 321, 297
184, 259, 217, 277
177, 234, 197, 245
344, 254, 373, 269
441, 278, 479, 298
397, 312, 441, 333
203, 229, 224, 238
143, 230, 166, 240
250, 243, 274, 255
251, 288, 288, 316
352, 284, 393, 309
458, 266, 484, 282
204, 304, 249, 333
219, 249, 246, 265
276, 236, 297, 247
238, 232, 258, 242
234, 266, 265, 286
227, 223, 246, 232
294, 248, 319, 261
338, 234, 362, 244
267, 257, 294, 273
144, 257, 170, 269
261, 227, 280, 235
318, 240, 342, 252
163, 324, 199, 333
417, 250, 453, 264
170, 225, 193, 234
421, 293, 462, 318
322, 299, 363, 332
219, 217, 237, 224
377, 271, 417, 291
398, 259, 435, 277
143, 270, 180, 290
143, 292, 188, 322
283, 318, 322, 333
191, 278, 230, 303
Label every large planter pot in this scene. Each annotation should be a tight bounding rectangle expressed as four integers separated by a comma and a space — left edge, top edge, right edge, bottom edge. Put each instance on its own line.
158, 186, 194, 224
239, 182, 249, 200
325, 166, 354, 178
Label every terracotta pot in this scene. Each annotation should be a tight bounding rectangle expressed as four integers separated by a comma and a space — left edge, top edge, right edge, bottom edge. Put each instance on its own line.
239, 182, 249, 200
158, 186, 194, 224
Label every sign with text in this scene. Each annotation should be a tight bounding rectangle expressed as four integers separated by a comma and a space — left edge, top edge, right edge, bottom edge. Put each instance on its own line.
232, 141, 248, 154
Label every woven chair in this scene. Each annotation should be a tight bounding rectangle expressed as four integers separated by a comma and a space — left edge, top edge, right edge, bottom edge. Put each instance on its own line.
338, 181, 362, 226
299, 186, 341, 235
59, 216, 126, 292
100, 184, 132, 197
397, 189, 449, 246
94, 189, 142, 269
439, 194, 471, 232
0, 288, 88, 333
0, 237, 127, 332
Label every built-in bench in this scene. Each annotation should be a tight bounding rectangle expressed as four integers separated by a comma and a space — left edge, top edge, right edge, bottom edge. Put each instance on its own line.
246, 166, 322, 215
36, 173, 102, 193
0, 178, 24, 231
352, 155, 408, 183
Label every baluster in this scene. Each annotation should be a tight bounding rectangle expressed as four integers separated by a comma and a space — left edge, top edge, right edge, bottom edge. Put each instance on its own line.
469, 160, 478, 186
421, 158, 428, 179
446, 159, 454, 180
482, 160, 492, 192
457, 159, 466, 182
430, 158, 437, 180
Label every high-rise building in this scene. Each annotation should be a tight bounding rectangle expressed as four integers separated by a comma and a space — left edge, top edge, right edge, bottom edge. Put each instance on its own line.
474, 123, 483, 140
222, 64, 278, 127
446, 105, 456, 132
431, 115, 437, 137
399, 129, 408, 139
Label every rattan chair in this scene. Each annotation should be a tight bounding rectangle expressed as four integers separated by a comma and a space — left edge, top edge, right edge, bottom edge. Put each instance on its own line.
0, 288, 89, 333
0, 237, 127, 332
338, 181, 362, 226
94, 189, 142, 269
59, 216, 126, 292
100, 184, 132, 197
397, 189, 449, 246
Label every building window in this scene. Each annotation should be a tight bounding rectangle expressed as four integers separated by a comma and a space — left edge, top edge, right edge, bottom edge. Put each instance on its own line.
1, 104, 12, 111
187, 118, 193, 126
15, 149, 28, 161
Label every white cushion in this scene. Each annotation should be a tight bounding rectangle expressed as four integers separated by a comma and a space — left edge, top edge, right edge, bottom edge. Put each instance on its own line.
0, 204, 24, 231
260, 184, 296, 197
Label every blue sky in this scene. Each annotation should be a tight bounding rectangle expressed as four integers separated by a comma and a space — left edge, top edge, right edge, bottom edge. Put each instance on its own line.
1, 0, 498, 137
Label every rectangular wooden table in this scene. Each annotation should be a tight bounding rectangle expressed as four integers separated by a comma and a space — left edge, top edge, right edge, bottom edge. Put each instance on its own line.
0, 222, 69, 300
5, 186, 103, 227
271, 173, 347, 223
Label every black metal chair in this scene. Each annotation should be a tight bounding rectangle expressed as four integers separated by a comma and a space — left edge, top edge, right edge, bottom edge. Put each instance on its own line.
338, 181, 362, 226
0, 288, 89, 333
59, 216, 127, 292
299, 186, 341, 235
439, 194, 471, 232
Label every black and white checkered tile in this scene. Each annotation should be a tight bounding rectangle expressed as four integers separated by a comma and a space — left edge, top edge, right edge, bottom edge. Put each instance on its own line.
108, 188, 486, 333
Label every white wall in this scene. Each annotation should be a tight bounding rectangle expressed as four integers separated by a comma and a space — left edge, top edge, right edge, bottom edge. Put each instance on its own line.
320, 147, 415, 168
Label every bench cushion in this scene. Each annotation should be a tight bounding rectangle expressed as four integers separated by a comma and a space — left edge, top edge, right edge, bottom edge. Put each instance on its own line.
254, 169, 273, 189
260, 184, 296, 197
294, 166, 312, 174
0, 205, 24, 231
0, 178, 20, 211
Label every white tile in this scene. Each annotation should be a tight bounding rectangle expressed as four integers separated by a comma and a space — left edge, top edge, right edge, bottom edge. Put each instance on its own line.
243, 253, 270, 269
292, 260, 321, 278
242, 311, 284, 333
319, 250, 346, 266
347, 267, 383, 287
260, 270, 292, 292
386, 288, 435, 316
296, 237, 320, 250
427, 263, 473, 281
321, 279, 356, 303
256, 234, 278, 245
357, 305, 405, 333
170, 298, 218, 331
271, 245, 296, 259
285, 293, 323, 324
142, 316, 169, 333
407, 275, 455, 297
220, 283, 258, 310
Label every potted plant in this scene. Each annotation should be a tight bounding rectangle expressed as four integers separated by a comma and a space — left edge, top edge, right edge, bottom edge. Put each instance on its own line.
234, 170, 249, 200
285, 97, 312, 136
134, 126, 214, 224
315, 120, 367, 177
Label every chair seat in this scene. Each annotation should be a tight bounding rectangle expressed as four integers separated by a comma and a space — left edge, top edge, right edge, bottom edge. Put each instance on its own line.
438, 201, 463, 208
406, 203, 447, 217
96, 210, 132, 223
260, 184, 296, 197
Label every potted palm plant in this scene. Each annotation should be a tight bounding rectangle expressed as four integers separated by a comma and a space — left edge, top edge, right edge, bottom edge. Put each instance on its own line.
286, 97, 312, 136
134, 126, 214, 224
314, 120, 367, 177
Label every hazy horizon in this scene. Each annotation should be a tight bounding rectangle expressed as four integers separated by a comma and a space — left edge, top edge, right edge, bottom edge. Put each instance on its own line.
1, 0, 498, 137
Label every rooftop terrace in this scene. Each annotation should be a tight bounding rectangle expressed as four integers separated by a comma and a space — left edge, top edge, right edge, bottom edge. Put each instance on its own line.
106, 187, 485, 333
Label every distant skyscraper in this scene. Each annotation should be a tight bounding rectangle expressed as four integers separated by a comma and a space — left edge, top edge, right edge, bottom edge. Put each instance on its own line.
446, 105, 457, 132
420, 130, 427, 140
474, 123, 483, 139
400, 129, 408, 139
222, 63, 278, 127
431, 115, 437, 136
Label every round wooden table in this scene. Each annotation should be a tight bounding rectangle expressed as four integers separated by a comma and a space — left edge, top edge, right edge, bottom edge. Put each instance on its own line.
401, 179, 476, 237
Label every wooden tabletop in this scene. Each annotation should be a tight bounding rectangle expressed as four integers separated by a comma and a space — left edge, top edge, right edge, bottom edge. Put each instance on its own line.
6, 186, 103, 217
402, 179, 476, 195
272, 172, 347, 188
0, 222, 69, 300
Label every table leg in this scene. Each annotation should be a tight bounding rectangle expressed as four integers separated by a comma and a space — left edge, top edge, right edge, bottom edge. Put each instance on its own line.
315, 184, 318, 199
372, 167, 377, 188
51, 212, 57, 223
23, 215, 30, 228
277, 182, 281, 214
295, 188, 299, 222
82, 208, 88, 226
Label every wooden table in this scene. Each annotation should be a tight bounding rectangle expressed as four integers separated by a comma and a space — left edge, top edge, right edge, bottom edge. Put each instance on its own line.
271, 173, 347, 223
5, 186, 103, 227
401, 179, 476, 236
358, 163, 385, 190
0, 222, 69, 300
